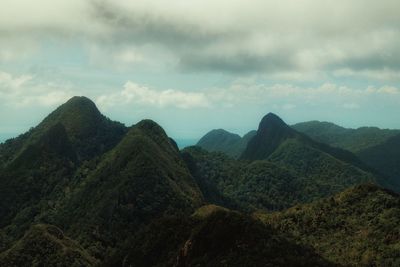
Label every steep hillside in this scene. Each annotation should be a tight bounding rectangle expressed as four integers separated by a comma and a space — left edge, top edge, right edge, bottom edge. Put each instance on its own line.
197, 129, 256, 158
49, 120, 203, 259
241, 113, 296, 160
0, 97, 203, 264
0, 224, 98, 267
0, 123, 77, 231
259, 183, 400, 266
0, 97, 127, 250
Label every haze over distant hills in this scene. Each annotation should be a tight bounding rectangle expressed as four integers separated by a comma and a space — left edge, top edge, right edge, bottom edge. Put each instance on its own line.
0, 96, 399, 266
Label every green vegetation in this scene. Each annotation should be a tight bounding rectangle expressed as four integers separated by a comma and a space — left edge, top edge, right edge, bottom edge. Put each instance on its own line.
183, 145, 375, 212
49, 119, 203, 258
0, 224, 98, 267
0, 97, 399, 266
182, 113, 384, 213
113, 205, 334, 267
258, 184, 400, 266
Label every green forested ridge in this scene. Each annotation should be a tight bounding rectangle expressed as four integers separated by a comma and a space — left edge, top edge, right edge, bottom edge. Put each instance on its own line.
0, 96, 126, 168
292, 120, 400, 153
183, 143, 376, 212
197, 119, 399, 192
196, 129, 256, 158
47, 119, 203, 258
292, 120, 400, 191
258, 183, 400, 266
0, 96, 399, 266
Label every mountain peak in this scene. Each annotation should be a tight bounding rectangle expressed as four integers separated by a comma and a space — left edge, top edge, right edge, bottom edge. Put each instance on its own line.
58, 96, 100, 113
240, 113, 294, 160
32, 96, 126, 160
65, 96, 95, 106
259, 113, 287, 131
135, 119, 167, 137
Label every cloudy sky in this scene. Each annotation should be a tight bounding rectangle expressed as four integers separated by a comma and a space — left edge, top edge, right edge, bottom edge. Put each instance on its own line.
1, 0, 400, 141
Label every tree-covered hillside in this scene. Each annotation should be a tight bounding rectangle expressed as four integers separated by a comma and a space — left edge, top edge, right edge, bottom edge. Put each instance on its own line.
183, 145, 377, 212
258, 183, 400, 266
0, 97, 398, 266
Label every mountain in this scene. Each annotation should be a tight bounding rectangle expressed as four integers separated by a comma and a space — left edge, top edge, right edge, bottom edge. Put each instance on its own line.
0, 97, 203, 264
0, 97, 127, 246
241, 113, 368, 166
50, 119, 203, 257
182, 113, 394, 213
0, 224, 98, 267
0, 96, 127, 167
258, 183, 400, 266
197, 129, 256, 158
1, 97, 398, 266
292, 120, 400, 153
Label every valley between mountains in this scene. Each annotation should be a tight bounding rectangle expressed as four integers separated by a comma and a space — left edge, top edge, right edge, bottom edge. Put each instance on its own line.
0, 96, 399, 266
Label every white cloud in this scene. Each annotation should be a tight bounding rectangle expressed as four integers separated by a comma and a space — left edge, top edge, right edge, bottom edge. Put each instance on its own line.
96, 81, 211, 110
0, 70, 74, 108
95, 79, 400, 114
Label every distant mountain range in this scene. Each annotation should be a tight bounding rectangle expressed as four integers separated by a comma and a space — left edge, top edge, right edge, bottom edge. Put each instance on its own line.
197, 116, 400, 192
0, 96, 399, 266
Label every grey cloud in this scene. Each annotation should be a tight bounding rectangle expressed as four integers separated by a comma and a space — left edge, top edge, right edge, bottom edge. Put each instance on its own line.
88, 0, 236, 47
1, 0, 400, 78
179, 52, 295, 74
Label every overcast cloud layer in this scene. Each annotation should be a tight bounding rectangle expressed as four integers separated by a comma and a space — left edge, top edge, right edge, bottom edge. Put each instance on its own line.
0, 0, 399, 139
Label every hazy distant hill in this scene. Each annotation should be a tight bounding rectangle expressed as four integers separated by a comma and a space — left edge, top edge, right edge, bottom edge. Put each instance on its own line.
293, 120, 400, 191
196, 129, 256, 158
293, 120, 400, 153
357, 134, 400, 190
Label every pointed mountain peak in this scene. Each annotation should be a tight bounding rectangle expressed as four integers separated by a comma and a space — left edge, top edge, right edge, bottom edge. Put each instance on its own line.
259, 113, 288, 131
240, 113, 294, 160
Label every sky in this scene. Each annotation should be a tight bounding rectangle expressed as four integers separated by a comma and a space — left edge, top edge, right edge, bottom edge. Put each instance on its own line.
1, 0, 400, 140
